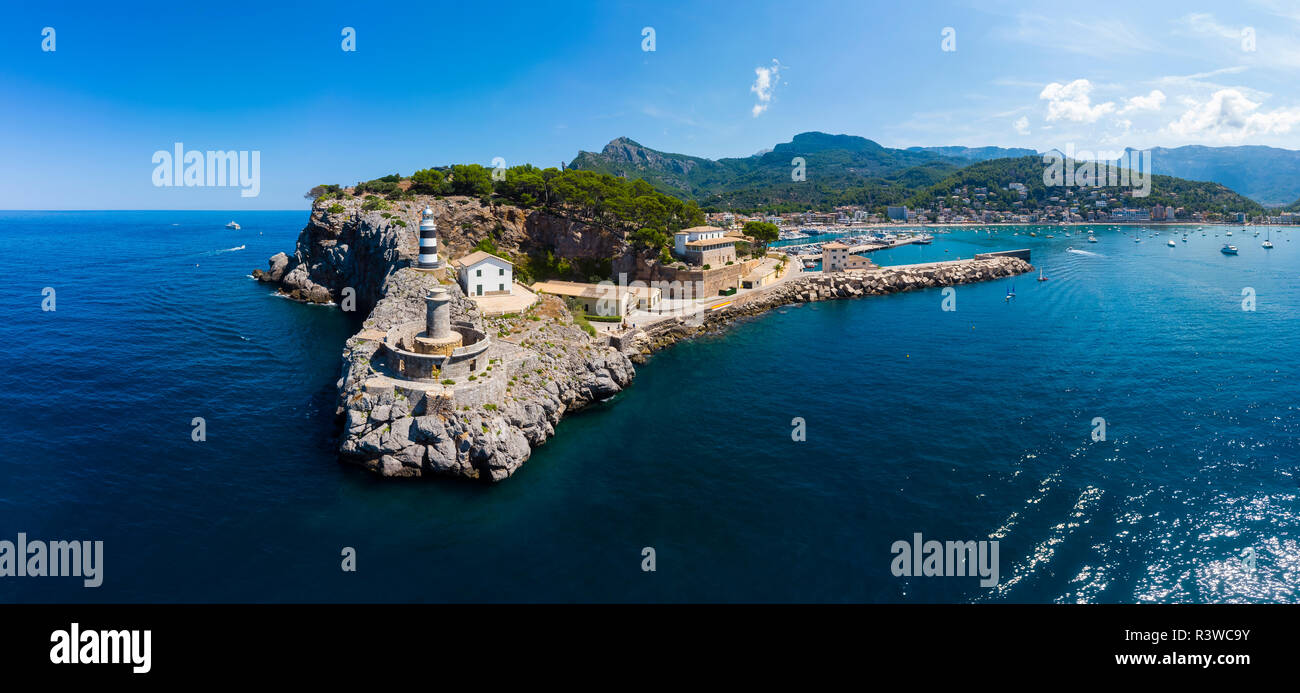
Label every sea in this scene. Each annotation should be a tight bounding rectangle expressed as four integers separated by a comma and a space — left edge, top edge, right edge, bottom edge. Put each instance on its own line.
1, 212, 1297, 603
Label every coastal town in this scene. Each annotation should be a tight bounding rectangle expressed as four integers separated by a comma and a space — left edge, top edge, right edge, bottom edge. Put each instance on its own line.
701, 187, 1300, 228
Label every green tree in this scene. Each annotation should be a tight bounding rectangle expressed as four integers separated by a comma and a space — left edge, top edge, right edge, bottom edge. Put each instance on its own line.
449, 164, 495, 197
743, 221, 779, 254
629, 227, 670, 252
410, 168, 451, 195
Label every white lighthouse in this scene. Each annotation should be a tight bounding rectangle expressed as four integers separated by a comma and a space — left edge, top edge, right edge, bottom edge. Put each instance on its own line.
418, 206, 440, 269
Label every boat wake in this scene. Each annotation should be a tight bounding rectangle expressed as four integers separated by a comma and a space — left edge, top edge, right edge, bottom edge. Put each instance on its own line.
217, 245, 246, 253
1065, 248, 1102, 257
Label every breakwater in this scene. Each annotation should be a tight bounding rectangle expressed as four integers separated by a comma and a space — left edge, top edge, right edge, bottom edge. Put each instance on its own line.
616, 256, 1033, 358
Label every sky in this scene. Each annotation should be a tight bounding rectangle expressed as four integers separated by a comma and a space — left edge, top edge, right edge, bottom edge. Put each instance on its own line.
3, 0, 1300, 209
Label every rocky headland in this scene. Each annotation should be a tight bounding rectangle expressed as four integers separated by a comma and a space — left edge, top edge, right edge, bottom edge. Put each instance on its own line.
257, 194, 1031, 482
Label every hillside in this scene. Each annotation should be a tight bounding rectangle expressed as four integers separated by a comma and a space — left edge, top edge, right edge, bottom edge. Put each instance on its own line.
906, 156, 1267, 216
1121, 144, 1300, 207
567, 132, 1018, 210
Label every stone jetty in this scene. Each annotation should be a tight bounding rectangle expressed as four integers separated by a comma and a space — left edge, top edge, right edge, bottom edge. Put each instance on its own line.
615, 256, 1033, 359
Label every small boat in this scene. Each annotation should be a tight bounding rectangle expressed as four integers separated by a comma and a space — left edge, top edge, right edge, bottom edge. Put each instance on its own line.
225, 221, 240, 229
1167, 239, 1176, 247
1005, 284, 1016, 301
1263, 228, 1274, 249
1221, 244, 1238, 255
1226, 230, 1233, 236
1087, 235, 1098, 243
1037, 268, 1048, 282
1134, 237, 1141, 243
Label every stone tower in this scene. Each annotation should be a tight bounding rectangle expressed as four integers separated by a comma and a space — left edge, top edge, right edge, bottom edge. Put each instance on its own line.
413, 287, 463, 356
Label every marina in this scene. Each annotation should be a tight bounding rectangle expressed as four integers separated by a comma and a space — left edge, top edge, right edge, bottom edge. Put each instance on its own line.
777, 229, 937, 264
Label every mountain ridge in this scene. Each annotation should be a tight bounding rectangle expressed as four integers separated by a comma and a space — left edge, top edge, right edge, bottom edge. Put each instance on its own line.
567, 132, 1272, 214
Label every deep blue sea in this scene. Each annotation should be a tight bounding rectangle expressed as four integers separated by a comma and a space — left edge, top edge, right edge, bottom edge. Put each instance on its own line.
1, 212, 1297, 603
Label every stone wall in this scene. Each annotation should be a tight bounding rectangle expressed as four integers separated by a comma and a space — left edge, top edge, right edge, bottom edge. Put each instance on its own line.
645, 258, 760, 298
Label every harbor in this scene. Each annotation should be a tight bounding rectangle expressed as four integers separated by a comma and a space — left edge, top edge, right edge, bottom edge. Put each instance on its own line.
775, 228, 937, 266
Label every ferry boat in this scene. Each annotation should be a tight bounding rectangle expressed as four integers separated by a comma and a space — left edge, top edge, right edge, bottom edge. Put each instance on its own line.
1221, 244, 1238, 255
225, 221, 240, 229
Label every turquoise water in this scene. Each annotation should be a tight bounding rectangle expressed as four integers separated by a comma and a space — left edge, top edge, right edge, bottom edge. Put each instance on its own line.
1, 214, 1297, 602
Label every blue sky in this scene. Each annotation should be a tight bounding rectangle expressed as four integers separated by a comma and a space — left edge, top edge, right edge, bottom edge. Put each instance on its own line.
4, 0, 1300, 209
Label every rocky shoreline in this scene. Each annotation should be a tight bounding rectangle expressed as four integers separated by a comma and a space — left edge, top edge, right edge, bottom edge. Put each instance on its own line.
258, 195, 1032, 482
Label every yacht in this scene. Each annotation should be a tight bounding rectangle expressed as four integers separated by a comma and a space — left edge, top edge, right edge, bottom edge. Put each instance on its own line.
1221, 244, 1238, 255
1263, 228, 1274, 249
1226, 230, 1233, 236
1087, 234, 1098, 243
1167, 239, 1176, 247
225, 221, 240, 230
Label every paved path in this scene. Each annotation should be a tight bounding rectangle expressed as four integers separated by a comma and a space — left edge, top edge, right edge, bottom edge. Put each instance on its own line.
468, 282, 538, 316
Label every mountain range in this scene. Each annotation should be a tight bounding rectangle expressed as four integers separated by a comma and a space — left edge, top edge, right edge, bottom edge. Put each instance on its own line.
567, 132, 1300, 211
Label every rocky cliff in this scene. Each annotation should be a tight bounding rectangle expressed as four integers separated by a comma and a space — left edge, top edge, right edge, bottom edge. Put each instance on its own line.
252, 194, 632, 314
256, 195, 637, 481
334, 268, 633, 481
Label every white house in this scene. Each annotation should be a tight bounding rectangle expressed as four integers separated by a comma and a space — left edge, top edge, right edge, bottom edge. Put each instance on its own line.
453, 251, 513, 296
673, 226, 726, 255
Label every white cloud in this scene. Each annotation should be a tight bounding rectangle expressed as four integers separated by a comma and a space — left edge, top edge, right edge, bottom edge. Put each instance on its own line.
1166, 88, 1300, 143
1180, 12, 1239, 40
750, 59, 782, 117
998, 14, 1160, 55
1039, 79, 1116, 123
1013, 116, 1030, 135
1121, 90, 1166, 113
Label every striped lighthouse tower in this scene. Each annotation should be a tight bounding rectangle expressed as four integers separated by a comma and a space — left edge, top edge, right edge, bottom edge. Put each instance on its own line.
417, 206, 440, 269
